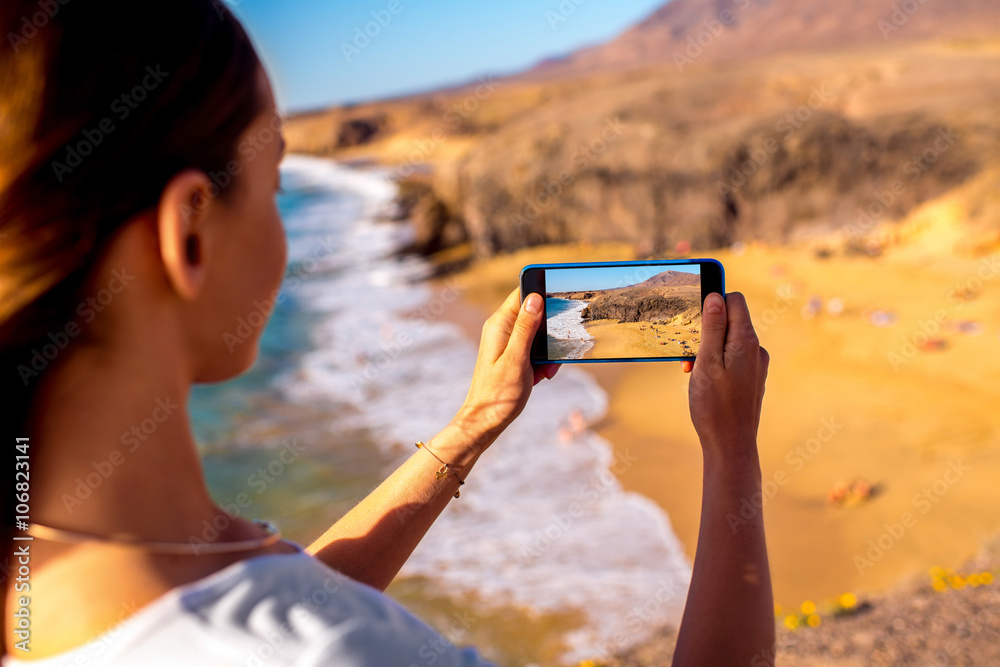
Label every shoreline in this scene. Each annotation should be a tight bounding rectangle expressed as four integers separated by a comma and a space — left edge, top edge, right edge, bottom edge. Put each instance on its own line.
435, 241, 1000, 615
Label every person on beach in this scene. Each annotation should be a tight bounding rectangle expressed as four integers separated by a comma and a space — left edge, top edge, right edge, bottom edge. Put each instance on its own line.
0, 1, 773, 665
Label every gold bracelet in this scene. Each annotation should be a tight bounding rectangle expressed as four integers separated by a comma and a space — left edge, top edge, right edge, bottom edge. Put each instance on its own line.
415, 441, 465, 498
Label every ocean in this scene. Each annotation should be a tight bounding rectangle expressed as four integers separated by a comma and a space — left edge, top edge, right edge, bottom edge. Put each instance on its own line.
545, 297, 595, 361
193, 155, 692, 665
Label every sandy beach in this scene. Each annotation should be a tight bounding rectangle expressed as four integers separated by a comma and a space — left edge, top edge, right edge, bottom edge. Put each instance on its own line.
442, 230, 1000, 615
582, 319, 700, 360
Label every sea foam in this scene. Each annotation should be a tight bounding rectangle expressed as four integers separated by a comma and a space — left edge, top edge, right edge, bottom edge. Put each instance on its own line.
277, 155, 692, 662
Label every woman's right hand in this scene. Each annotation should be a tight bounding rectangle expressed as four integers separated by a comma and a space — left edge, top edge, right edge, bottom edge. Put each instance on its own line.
450, 288, 558, 452
686, 292, 769, 461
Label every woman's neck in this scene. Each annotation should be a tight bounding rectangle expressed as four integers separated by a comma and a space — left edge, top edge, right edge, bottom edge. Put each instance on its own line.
29, 336, 225, 545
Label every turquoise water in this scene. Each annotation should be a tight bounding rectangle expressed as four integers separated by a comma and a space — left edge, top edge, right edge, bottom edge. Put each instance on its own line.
192, 175, 386, 540
191, 156, 692, 665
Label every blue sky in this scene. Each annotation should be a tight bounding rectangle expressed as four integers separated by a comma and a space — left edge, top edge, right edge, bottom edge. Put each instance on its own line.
225, 0, 667, 113
545, 265, 700, 293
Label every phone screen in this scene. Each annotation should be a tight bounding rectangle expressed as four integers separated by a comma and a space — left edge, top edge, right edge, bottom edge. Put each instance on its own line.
521, 260, 724, 363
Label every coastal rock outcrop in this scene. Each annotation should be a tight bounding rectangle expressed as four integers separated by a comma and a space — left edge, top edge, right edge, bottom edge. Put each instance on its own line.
426, 112, 977, 258
581, 290, 700, 324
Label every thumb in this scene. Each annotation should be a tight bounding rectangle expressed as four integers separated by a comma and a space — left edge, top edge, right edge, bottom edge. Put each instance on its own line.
697, 292, 727, 368
505, 292, 544, 364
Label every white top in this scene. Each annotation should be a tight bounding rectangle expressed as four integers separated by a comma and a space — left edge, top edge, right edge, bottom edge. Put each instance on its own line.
5, 541, 495, 666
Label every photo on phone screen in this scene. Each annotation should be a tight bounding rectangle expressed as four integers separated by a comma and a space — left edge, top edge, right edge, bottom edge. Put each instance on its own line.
520, 260, 724, 363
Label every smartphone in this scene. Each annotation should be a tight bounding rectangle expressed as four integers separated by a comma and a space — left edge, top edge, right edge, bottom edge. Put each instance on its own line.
520, 259, 725, 364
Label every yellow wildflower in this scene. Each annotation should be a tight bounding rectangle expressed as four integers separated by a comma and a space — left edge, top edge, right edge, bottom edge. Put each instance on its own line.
838, 593, 857, 609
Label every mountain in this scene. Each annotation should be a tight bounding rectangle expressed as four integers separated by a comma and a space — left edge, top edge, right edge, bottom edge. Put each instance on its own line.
637, 271, 701, 288
531, 0, 1000, 78
285, 0, 1000, 260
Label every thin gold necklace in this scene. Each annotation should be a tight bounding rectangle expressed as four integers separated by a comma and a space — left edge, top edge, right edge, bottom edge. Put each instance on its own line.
25, 518, 282, 555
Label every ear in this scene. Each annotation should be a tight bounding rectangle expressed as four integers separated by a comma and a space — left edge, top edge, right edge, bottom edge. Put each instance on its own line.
158, 170, 211, 300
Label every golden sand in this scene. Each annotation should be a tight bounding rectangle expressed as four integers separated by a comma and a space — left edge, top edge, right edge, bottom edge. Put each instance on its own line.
441, 230, 1000, 611
582, 319, 699, 360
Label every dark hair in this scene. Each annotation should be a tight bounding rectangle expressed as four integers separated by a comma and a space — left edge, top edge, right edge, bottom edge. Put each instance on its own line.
0, 0, 264, 644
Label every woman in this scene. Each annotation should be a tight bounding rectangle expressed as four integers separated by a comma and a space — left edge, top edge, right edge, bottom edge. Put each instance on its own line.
1, 1, 774, 664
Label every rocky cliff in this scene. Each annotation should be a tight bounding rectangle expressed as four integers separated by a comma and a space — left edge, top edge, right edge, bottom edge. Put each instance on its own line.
579, 287, 701, 324
428, 106, 978, 257
286, 2, 1000, 260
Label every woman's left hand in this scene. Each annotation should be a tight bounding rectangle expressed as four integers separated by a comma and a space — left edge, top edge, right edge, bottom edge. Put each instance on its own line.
451, 288, 559, 451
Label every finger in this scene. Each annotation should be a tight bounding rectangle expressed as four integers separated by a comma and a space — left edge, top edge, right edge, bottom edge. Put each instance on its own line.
756, 346, 770, 420
681, 360, 694, 374
503, 292, 544, 366
480, 288, 524, 362
532, 363, 558, 385
695, 292, 727, 371
724, 292, 757, 348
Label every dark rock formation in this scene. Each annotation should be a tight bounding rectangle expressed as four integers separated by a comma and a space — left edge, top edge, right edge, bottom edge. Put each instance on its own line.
396, 177, 468, 255
413, 112, 978, 258
336, 117, 386, 148
581, 288, 701, 324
